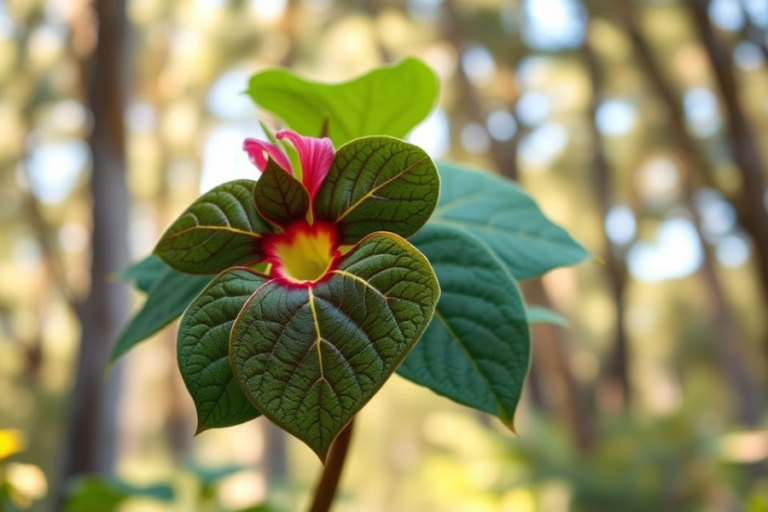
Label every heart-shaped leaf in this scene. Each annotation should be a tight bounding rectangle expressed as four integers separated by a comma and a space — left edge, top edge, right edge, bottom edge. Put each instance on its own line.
230, 232, 439, 460
155, 180, 273, 274
399, 224, 530, 429
253, 159, 310, 227
111, 268, 213, 362
247, 57, 439, 147
429, 163, 589, 279
314, 137, 439, 244
178, 268, 268, 432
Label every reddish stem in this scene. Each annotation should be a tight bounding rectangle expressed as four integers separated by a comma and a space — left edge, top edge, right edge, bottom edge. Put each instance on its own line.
308, 419, 355, 512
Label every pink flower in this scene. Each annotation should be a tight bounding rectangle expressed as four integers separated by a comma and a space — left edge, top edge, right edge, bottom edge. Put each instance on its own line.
243, 130, 334, 198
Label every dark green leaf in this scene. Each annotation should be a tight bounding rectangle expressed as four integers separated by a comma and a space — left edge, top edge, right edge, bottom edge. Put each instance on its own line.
117, 255, 167, 293
314, 137, 439, 244
155, 180, 272, 274
253, 159, 310, 227
429, 163, 590, 279
399, 224, 530, 428
111, 269, 213, 362
247, 57, 438, 147
178, 268, 268, 432
527, 306, 569, 328
231, 233, 439, 460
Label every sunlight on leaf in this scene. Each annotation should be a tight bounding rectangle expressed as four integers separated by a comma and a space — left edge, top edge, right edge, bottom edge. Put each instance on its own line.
247, 58, 438, 147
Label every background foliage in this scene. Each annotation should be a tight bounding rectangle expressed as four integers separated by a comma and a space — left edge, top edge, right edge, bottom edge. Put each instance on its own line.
1, 0, 768, 510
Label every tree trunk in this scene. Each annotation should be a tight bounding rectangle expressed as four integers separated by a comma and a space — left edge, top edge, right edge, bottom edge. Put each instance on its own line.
60, 0, 131, 484
686, 0, 768, 328
581, 18, 631, 409
443, 0, 520, 180
613, 0, 763, 427
523, 281, 595, 454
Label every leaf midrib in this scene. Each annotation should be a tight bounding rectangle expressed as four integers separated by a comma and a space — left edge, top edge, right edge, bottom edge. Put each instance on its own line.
432, 309, 511, 420
336, 155, 429, 222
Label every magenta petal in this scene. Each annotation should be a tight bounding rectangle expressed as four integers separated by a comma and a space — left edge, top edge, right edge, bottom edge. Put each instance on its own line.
276, 130, 335, 198
243, 138, 292, 173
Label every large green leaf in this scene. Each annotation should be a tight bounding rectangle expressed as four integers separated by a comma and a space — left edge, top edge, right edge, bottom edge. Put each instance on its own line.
247, 57, 439, 147
178, 268, 268, 432
230, 233, 439, 460
399, 224, 530, 428
155, 180, 272, 274
253, 159, 310, 227
111, 269, 213, 362
429, 163, 590, 279
117, 255, 167, 293
314, 137, 439, 244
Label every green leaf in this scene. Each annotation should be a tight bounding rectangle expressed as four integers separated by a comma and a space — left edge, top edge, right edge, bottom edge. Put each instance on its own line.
253, 159, 310, 227
235, 505, 274, 512
65, 476, 174, 512
117, 255, 167, 293
178, 268, 268, 432
231, 233, 439, 460
399, 224, 530, 428
429, 162, 590, 279
314, 137, 439, 244
155, 180, 272, 274
526, 306, 569, 329
111, 269, 213, 362
247, 57, 439, 147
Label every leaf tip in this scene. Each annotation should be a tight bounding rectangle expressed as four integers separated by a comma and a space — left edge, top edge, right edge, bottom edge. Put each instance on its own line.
311, 443, 331, 465
591, 252, 606, 266
194, 423, 209, 436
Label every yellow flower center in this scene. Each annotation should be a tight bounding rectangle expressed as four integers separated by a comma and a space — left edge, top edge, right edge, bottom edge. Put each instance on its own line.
271, 224, 336, 282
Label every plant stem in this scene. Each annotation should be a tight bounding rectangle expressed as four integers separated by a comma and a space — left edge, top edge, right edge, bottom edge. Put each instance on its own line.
308, 419, 355, 512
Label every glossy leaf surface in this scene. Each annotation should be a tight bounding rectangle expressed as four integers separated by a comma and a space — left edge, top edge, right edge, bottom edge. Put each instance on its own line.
111, 269, 213, 362
178, 268, 268, 432
231, 233, 439, 460
399, 224, 530, 428
429, 163, 589, 279
314, 137, 439, 244
155, 180, 272, 274
247, 58, 438, 147
253, 159, 310, 227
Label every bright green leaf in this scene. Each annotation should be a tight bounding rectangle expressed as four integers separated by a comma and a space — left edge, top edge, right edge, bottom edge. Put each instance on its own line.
178, 268, 268, 432
253, 159, 310, 227
155, 180, 272, 274
117, 255, 167, 293
314, 137, 439, 244
247, 57, 439, 147
526, 306, 569, 328
111, 269, 213, 362
231, 233, 439, 460
429, 163, 590, 279
399, 224, 530, 428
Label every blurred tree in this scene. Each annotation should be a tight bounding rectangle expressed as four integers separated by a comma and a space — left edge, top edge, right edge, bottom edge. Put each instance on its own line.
60, 0, 130, 487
